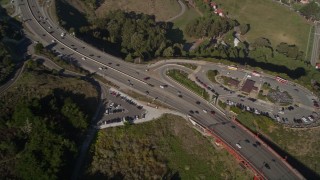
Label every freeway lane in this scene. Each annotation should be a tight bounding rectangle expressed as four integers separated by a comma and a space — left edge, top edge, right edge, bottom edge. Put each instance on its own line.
19, 0, 305, 179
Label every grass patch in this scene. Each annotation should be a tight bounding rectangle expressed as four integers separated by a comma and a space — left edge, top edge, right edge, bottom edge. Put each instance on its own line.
207, 69, 219, 83
167, 69, 209, 100
236, 112, 320, 178
218, 100, 227, 109
173, 6, 201, 42
177, 62, 198, 70
86, 114, 252, 179
257, 90, 268, 101
214, 0, 311, 50
0, 0, 10, 5
95, 0, 180, 21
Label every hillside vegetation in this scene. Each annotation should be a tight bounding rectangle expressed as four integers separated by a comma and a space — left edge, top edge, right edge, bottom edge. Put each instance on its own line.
0, 7, 23, 84
0, 62, 98, 179
85, 114, 252, 179
95, 0, 180, 21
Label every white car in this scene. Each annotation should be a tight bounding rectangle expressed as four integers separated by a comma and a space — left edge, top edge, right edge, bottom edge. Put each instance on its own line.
308, 116, 314, 122
202, 109, 207, 113
109, 102, 114, 107
98, 67, 103, 70
236, 143, 242, 149
160, 85, 164, 89
51, 39, 56, 43
301, 117, 308, 123
81, 57, 86, 60
278, 111, 284, 114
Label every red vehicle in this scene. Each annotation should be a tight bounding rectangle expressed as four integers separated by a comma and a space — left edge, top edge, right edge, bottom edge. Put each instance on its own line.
210, 110, 216, 115
276, 76, 288, 84
252, 71, 261, 77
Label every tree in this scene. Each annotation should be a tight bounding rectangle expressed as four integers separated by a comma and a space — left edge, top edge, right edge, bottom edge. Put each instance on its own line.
34, 43, 44, 54
300, 1, 320, 20
287, 45, 299, 59
61, 97, 88, 130
249, 46, 273, 62
162, 47, 174, 57
276, 42, 289, 54
239, 24, 250, 35
252, 37, 272, 49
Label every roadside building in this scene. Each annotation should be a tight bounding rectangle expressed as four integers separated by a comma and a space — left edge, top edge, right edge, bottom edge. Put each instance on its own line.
241, 79, 256, 94
300, 0, 309, 4
215, 9, 224, 17
234, 38, 240, 47
228, 78, 240, 88
210, 2, 217, 9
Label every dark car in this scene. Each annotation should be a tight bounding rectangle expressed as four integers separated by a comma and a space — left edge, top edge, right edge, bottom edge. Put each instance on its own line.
144, 77, 150, 80
210, 111, 215, 115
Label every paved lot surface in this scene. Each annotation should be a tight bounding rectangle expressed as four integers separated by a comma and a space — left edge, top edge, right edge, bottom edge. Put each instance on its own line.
98, 88, 186, 129
195, 65, 319, 127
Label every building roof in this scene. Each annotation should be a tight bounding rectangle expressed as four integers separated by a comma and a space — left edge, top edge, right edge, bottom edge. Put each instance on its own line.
215, 9, 223, 14
241, 79, 255, 93
316, 63, 320, 69
228, 78, 240, 87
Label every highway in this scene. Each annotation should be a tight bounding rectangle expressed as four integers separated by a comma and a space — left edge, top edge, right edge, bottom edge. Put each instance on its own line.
18, 0, 305, 179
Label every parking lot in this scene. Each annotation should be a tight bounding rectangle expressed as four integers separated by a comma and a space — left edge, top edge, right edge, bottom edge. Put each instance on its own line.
97, 90, 146, 127
194, 65, 320, 127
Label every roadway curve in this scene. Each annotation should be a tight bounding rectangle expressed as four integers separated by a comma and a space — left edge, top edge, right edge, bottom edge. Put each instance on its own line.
166, 0, 186, 22
19, 0, 305, 179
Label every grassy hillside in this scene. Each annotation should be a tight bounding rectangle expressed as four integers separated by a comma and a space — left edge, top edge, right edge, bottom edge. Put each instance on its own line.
95, 0, 180, 21
214, 0, 311, 49
85, 114, 252, 179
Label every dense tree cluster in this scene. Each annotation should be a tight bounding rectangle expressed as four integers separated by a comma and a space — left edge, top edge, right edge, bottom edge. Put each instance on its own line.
0, 66, 93, 179
77, 10, 182, 61
185, 15, 237, 38
0, 12, 19, 84
276, 42, 304, 60
299, 1, 320, 20
0, 42, 14, 84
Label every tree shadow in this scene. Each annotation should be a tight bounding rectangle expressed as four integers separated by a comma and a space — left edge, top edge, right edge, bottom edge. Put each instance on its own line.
55, 0, 89, 31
